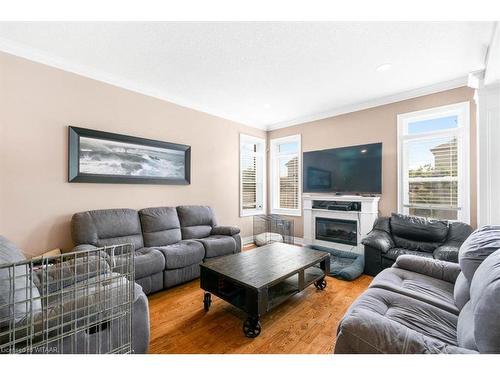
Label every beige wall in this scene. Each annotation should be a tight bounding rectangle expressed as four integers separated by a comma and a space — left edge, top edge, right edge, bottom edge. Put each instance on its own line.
268, 87, 477, 237
0, 52, 266, 256
0, 52, 478, 255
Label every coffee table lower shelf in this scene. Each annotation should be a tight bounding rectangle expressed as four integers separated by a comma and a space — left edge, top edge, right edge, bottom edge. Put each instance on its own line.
268, 267, 325, 309
200, 249, 330, 338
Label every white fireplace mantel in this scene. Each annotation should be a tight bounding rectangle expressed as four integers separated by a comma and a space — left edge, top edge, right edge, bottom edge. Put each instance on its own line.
303, 193, 380, 254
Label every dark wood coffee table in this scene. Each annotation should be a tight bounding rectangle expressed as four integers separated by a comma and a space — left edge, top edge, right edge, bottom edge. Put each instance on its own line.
200, 242, 330, 338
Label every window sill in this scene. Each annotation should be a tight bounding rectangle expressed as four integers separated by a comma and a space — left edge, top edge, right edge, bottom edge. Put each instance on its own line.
400, 209, 470, 224
240, 210, 265, 217
271, 208, 302, 217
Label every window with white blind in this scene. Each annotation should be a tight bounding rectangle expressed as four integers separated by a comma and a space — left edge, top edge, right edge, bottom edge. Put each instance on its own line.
398, 102, 470, 223
240, 134, 265, 216
270, 135, 301, 216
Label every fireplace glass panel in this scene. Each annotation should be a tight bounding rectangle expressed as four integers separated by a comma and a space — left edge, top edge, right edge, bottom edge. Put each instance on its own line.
315, 217, 357, 246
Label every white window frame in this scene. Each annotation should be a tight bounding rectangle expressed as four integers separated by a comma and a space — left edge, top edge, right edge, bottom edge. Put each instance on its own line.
270, 134, 302, 216
397, 102, 470, 223
239, 133, 266, 217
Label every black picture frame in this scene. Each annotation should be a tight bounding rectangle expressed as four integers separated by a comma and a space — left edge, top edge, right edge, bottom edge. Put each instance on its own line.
68, 126, 191, 185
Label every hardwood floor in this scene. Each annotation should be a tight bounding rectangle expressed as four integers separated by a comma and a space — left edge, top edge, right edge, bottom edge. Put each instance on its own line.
147, 246, 372, 354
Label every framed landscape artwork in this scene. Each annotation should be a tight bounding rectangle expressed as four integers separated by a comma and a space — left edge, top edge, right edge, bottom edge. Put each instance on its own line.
68, 126, 191, 184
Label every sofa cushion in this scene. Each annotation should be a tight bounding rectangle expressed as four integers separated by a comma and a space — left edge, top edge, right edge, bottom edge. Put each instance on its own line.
211, 226, 240, 236
458, 225, 500, 283
139, 207, 182, 247
114, 247, 164, 280
155, 240, 205, 270
451, 226, 500, 312
335, 309, 472, 354
369, 267, 458, 314
384, 248, 433, 261
391, 236, 442, 253
72, 209, 144, 250
182, 226, 213, 240
433, 222, 473, 263
0, 236, 42, 329
342, 287, 459, 346
456, 301, 477, 350
177, 206, 216, 239
454, 272, 471, 311
390, 214, 448, 252
196, 235, 236, 258
447, 221, 474, 243
466, 248, 500, 353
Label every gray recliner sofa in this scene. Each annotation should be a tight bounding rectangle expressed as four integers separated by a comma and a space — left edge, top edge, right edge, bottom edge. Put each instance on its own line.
71, 205, 241, 294
335, 225, 500, 354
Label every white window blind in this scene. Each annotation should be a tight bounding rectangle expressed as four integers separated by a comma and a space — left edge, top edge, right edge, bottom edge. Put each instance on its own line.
240, 134, 265, 216
270, 135, 301, 216
398, 102, 470, 222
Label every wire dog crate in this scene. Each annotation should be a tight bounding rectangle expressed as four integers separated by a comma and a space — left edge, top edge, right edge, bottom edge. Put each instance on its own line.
0, 244, 134, 354
253, 214, 294, 246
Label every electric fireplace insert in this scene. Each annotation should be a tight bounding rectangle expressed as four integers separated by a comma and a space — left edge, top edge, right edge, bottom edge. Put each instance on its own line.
315, 217, 357, 246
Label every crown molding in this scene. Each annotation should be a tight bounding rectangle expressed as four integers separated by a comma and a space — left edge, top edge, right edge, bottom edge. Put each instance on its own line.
266, 76, 469, 130
0, 36, 468, 133
484, 21, 499, 86
0, 36, 268, 131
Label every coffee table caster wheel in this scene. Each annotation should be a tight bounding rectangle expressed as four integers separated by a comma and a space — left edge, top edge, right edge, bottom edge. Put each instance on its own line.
314, 278, 327, 290
243, 317, 261, 338
203, 292, 211, 311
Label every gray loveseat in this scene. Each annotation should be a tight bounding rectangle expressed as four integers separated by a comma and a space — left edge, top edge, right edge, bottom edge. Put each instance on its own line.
71, 205, 241, 295
335, 225, 500, 354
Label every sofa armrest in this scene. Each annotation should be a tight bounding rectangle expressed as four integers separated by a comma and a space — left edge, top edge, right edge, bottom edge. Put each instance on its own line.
364, 245, 384, 276
361, 230, 394, 253
335, 309, 476, 354
232, 234, 242, 253
393, 255, 461, 283
211, 225, 241, 236
433, 242, 460, 263
132, 282, 150, 354
432, 221, 473, 263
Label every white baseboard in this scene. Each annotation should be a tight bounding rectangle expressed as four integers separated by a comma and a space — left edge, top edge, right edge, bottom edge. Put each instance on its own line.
242, 236, 254, 246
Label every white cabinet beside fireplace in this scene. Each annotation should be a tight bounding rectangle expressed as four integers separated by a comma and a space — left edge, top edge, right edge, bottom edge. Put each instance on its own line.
303, 193, 380, 254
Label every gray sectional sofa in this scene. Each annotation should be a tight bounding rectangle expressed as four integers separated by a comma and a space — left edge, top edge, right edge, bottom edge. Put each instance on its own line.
71, 205, 241, 294
335, 225, 500, 353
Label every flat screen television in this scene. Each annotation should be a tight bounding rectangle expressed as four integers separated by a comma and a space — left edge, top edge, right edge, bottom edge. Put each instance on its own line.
303, 142, 382, 194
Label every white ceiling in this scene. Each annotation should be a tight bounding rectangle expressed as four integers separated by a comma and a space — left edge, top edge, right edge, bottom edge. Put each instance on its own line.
0, 22, 495, 130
